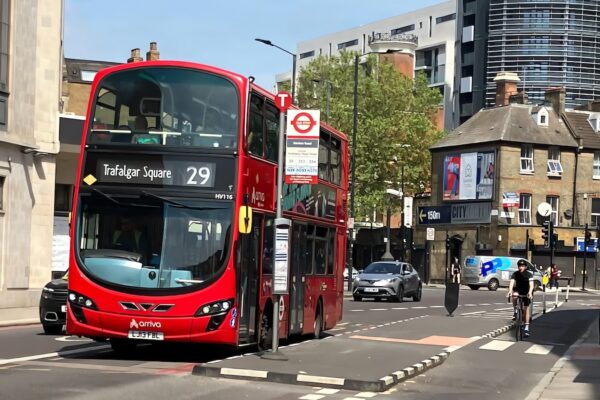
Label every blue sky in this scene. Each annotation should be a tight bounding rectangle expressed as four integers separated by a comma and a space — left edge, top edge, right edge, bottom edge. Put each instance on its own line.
64, 0, 445, 91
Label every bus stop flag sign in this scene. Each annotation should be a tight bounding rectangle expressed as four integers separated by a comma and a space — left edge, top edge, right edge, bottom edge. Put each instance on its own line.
285, 109, 320, 185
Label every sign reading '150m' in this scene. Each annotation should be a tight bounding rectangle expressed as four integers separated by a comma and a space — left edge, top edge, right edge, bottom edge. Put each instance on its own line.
97, 159, 216, 187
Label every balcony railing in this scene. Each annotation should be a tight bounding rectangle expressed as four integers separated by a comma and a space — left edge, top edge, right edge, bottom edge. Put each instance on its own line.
368, 32, 418, 46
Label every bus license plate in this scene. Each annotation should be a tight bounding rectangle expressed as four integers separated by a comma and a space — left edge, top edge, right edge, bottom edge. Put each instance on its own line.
128, 330, 164, 341
364, 288, 378, 293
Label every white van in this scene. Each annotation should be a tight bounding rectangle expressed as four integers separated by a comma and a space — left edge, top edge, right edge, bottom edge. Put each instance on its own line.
462, 256, 542, 291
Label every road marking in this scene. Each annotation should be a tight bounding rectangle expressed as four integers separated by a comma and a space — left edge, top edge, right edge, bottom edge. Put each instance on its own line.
463, 304, 477, 306
392, 307, 407, 310
460, 311, 486, 315
411, 306, 426, 309
525, 345, 554, 355
355, 391, 377, 398
315, 388, 339, 394
350, 335, 476, 347
299, 395, 325, 400
430, 305, 444, 308
369, 308, 386, 311
0, 344, 109, 366
479, 340, 514, 351
221, 368, 268, 378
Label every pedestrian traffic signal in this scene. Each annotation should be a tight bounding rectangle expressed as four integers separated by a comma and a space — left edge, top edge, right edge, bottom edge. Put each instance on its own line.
551, 233, 558, 248
584, 228, 592, 244
542, 221, 550, 247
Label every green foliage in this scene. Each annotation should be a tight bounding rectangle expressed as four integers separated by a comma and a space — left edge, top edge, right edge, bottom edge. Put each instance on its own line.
296, 51, 443, 219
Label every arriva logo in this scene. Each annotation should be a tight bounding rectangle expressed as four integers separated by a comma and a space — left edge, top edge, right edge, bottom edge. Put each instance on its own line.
129, 319, 162, 329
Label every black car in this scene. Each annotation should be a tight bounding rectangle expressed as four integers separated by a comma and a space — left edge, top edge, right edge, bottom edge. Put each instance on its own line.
39, 274, 68, 334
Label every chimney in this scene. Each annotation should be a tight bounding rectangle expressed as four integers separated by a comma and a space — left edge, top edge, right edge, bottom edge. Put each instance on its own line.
544, 87, 566, 116
575, 100, 600, 112
146, 42, 160, 61
509, 91, 528, 105
494, 72, 520, 107
127, 48, 143, 63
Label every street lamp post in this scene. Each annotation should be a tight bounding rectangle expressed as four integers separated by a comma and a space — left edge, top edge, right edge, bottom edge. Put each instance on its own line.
311, 79, 331, 122
255, 38, 297, 102
347, 54, 359, 291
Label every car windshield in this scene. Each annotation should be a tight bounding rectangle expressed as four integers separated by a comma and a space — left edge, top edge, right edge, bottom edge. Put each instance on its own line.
76, 192, 232, 289
363, 263, 401, 275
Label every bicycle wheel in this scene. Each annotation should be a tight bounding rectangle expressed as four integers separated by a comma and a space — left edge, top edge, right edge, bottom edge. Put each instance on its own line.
514, 307, 522, 342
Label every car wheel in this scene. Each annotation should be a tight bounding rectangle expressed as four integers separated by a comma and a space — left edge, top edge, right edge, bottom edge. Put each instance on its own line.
412, 284, 422, 302
395, 285, 404, 302
487, 278, 499, 291
42, 324, 63, 335
468, 285, 480, 290
110, 338, 137, 354
353, 295, 362, 302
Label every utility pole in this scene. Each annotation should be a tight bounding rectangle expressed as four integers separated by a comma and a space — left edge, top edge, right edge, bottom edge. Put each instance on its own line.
583, 223, 590, 291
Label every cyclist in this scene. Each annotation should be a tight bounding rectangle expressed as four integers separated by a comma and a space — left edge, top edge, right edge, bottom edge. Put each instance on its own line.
507, 259, 534, 338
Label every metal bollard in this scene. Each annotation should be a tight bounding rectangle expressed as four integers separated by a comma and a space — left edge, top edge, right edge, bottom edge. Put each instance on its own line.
542, 284, 546, 314
565, 280, 570, 302
554, 285, 559, 307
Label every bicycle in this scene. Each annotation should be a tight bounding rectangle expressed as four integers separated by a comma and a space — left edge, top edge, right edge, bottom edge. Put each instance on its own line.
509, 294, 530, 342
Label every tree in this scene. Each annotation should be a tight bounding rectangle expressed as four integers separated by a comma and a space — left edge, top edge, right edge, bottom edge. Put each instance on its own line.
296, 51, 443, 220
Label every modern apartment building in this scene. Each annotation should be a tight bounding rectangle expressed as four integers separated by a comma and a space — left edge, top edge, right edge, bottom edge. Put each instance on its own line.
295, 0, 457, 129
455, 0, 600, 127
0, 0, 63, 309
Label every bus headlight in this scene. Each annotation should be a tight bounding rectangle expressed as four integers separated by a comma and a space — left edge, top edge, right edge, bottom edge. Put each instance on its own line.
195, 299, 234, 317
68, 290, 97, 310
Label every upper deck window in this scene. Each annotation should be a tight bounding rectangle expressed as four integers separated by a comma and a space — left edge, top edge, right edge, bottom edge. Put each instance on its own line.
88, 67, 240, 150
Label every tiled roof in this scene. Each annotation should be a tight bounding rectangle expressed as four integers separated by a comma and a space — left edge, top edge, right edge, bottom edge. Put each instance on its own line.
563, 111, 600, 150
431, 104, 577, 150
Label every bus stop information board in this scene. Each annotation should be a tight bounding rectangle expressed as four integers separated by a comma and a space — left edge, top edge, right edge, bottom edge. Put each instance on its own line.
285, 110, 320, 185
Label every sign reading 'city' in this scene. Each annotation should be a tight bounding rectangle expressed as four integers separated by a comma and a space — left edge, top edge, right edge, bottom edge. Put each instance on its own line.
418, 203, 492, 225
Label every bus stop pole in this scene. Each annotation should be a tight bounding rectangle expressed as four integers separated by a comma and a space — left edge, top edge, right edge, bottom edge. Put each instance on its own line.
262, 104, 289, 360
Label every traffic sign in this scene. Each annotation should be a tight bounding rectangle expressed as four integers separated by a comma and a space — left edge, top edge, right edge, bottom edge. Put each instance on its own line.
274, 92, 292, 111
287, 110, 320, 138
426, 227, 435, 241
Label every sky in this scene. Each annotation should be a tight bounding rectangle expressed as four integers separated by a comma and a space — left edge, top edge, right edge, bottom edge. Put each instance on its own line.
64, 0, 445, 91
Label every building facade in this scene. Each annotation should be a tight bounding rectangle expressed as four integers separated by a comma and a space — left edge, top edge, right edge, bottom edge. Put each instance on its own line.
0, 0, 63, 309
455, 0, 600, 127
416, 79, 600, 289
294, 0, 457, 129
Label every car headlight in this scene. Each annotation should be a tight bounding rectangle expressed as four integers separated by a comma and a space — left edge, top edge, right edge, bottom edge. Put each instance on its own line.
43, 286, 54, 293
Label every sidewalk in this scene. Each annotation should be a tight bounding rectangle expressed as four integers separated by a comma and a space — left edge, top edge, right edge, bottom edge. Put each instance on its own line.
0, 306, 39, 327
528, 312, 600, 400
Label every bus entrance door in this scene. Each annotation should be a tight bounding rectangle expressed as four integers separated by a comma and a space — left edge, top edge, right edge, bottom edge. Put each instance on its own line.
289, 224, 306, 335
237, 215, 260, 344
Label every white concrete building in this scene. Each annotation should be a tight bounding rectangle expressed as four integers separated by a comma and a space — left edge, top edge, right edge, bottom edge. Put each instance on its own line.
292, 0, 457, 129
0, 0, 63, 309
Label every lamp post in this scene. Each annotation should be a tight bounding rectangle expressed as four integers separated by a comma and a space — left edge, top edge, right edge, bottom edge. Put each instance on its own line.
255, 38, 297, 102
347, 54, 359, 290
311, 79, 332, 122
382, 189, 403, 261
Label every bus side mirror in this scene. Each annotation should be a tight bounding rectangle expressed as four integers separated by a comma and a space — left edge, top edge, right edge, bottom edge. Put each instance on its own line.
238, 205, 252, 234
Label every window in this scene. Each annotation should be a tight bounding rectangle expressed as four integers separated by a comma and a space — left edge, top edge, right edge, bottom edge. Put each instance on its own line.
547, 147, 563, 176
299, 50, 315, 59
263, 217, 274, 275
547, 196, 559, 226
520, 144, 534, 173
314, 226, 328, 274
540, 115, 546, 125
0, 0, 8, 93
248, 95, 264, 156
392, 24, 415, 35
265, 104, 279, 162
518, 193, 531, 225
81, 70, 97, 82
593, 151, 600, 179
337, 39, 358, 50
317, 132, 341, 185
592, 198, 600, 227
436, 13, 456, 24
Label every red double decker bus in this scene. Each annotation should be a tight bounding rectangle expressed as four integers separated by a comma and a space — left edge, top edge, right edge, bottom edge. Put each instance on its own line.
66, 60, 348, 352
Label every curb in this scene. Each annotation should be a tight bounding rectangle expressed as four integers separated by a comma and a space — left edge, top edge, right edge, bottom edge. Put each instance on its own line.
192, 350, 449, 392
0, 319, 39, 328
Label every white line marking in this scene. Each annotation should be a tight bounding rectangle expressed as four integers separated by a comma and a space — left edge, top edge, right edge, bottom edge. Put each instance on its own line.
429, 305, 444, 308
463, 304, 477, 306
525, 345, 553, 355
460, 311, 486, 315
392, 307, 407, 310
316, 388, 340, 394
479, 303, 491, 306
412, 307, 426, 309
220, 368, 268, 378
299, 395, 325, 400
479, 340, 514, 351
369, 308, 386, 311
0, 345, 109, 366
297, 375, 345, 385
355, 391, 378, 397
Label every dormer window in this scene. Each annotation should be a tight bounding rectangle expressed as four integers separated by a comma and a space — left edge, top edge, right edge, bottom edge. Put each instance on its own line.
588, 113, 600, 133
532, 107, 549, 127
547, 146, 563, 177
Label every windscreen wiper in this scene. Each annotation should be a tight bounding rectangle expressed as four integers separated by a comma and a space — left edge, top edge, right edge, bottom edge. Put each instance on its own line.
141, 191, 226, 210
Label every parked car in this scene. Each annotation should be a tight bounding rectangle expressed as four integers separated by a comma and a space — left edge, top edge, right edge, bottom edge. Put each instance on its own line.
39, 272, 68, 334
352, 261, 422, 302
343, 267, 359, 281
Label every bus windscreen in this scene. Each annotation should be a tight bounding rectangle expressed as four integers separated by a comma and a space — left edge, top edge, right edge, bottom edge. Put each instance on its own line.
88, 67, 240, 149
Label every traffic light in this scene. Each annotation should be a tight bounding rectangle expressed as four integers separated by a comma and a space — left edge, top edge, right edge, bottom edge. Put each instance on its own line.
551, 233, 558, 249
542, 221, 550, 248
584, 226, 592, 245
445, 236, 450, 249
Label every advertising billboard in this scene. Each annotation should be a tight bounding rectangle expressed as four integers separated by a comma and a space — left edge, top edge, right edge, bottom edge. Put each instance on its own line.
443, 151, 495, 201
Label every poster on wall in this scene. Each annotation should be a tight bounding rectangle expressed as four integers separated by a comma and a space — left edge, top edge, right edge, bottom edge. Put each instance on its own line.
443, 151, 495, 201
443, 155, 461, 200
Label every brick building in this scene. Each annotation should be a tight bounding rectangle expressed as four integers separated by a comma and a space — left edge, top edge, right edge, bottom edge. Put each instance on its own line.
413, 73, 600, 289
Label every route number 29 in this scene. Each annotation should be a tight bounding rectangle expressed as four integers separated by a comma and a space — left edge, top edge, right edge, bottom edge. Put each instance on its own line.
186, 166, 211, 185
